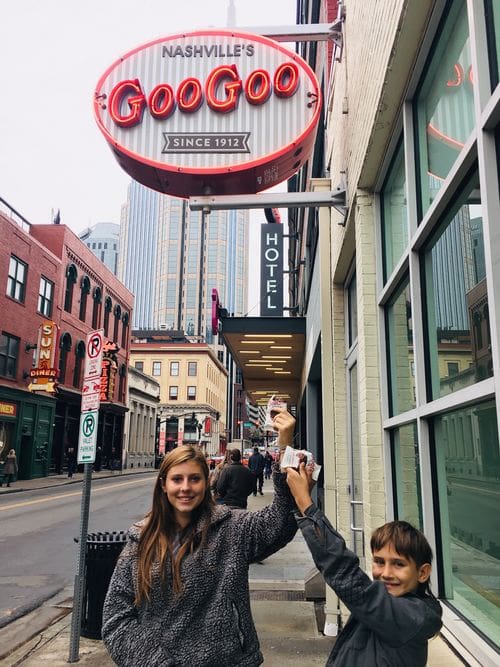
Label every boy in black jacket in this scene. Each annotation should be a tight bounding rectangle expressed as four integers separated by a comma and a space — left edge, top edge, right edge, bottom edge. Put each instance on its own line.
285, 457, 442, 666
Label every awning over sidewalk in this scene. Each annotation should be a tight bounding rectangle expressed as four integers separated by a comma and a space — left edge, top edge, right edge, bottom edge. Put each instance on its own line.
220, 316, 305, 406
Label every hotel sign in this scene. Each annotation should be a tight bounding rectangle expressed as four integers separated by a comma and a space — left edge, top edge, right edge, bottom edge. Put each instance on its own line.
260, 223, 283, 316
94, 29, 321, 198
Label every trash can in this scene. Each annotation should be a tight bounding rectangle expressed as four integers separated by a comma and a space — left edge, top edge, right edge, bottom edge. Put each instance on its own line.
81, 531, 128, 639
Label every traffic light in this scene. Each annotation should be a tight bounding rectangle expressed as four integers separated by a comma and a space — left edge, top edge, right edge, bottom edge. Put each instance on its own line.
215, 411, 220, 421
191, 412, 196, 423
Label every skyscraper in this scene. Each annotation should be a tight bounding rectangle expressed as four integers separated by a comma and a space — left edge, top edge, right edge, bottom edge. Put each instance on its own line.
118, 180, 249, 338
78, 222, 120, 275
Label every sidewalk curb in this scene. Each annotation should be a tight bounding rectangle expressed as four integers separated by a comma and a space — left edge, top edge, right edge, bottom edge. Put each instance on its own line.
0, 469, 156, 496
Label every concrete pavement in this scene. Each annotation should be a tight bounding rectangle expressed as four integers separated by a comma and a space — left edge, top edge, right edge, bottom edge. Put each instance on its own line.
0, 470, 465, 665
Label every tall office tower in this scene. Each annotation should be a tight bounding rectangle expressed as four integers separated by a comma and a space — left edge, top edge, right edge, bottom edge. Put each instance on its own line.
117, 181, 160, 329
78, 222, 120, 274
119, 180, 249, 337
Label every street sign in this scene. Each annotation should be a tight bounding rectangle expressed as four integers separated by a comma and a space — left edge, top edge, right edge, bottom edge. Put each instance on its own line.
81, 378, 101, 412
77, 410, 98, 463
244, 422, 253, 427
83, 330, 104, 379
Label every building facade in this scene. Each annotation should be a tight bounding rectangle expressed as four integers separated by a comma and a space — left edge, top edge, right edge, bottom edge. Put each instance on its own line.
78, 222, 120, 275
1, 203, 59, 479
118, 181, 249, 335
0, 203, 134, 478
123, 365, 160, 470
285, 0, 500, 663
130, 332, 227, 456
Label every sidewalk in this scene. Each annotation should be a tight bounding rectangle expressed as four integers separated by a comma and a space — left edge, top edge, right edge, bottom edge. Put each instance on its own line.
0, 473, 465, 666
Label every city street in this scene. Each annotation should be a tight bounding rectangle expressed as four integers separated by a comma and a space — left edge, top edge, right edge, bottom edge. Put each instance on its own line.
0, 473, 154, 627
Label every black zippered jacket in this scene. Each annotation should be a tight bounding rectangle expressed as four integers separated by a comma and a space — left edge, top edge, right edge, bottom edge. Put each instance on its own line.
296, 505, 442, 666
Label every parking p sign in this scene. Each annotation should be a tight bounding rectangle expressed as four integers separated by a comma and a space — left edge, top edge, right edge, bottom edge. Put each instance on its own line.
77, 410, 98, 463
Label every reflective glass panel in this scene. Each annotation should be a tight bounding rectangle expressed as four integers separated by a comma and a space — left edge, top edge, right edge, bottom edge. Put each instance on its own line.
485, 0, 500, 89
423, 171, 492, 400
381, 141, 407, 281
386, 279, 415, 416
415, 1, 473, 215
434, 401, 500, 646
391, 423, 422, 529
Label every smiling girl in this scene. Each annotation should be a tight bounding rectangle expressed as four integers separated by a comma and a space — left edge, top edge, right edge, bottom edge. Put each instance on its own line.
102, 425, 296, 667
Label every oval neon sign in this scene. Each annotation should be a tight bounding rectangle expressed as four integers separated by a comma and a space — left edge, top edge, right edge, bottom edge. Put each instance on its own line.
94, 29, 322, 198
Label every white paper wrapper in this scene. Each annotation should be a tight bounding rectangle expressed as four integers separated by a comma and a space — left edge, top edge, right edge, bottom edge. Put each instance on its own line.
280, 445, 322, 481
263, 394, 287, 431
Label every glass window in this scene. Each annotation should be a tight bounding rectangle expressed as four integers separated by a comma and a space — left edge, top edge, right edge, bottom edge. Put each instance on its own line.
433, 401, 500, 644
7, 256, 27, 302
188, 361, 197, 376
170, 361, 179, 376
187, 386, 196, 400
134, 361, 144, 372
0, 332, 20, 378
79, 276, 90, 322
485, 0, 500, 89
152, 361, 161, 376
169, 386, 178, 400
64, 264, 77, 313
386, 278, 415, 416
92, 287, 102, 329
415, 1, 473, 215
391, 423, 422, 529
347, 272, 357, 348
423, 170, 492, 400
381, 140, 408, 281
73, 340, 85, 388
38, 276, 54, 317
58, 333, 72, 384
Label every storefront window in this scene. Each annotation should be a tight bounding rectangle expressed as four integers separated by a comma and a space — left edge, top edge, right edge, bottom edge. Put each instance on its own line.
391, 423, 422, 529
381, 141, 407, 281
423, 171, 492, 400
485, 0, 500, 89
433, 401, 500, 646
386, 278, 415, 416
415, 1, 473, 216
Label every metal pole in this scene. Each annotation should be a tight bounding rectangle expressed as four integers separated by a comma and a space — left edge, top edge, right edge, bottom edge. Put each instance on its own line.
68, 463, 92, 662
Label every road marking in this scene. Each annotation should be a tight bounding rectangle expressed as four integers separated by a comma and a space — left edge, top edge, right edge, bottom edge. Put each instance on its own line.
0, 477, 153, 512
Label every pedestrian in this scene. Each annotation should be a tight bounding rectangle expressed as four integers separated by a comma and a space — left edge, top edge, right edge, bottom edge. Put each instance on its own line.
248, 446, 265, 495
209, 449, 231, 502
102, 411, 296, 667
283, 415, 442, 666
216, 448, 255, 509
264, 450, 273, 480
66, 447, 77, 478
1, 449, 18, 487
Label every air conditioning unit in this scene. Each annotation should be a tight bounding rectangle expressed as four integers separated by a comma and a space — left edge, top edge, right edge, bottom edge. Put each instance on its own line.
159, 323, 168, 330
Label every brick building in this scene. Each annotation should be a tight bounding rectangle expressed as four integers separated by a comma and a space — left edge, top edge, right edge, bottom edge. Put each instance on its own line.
0, 200, 133, 478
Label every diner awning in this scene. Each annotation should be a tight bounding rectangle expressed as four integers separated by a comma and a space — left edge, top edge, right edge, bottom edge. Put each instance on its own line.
220, 316, 305, 406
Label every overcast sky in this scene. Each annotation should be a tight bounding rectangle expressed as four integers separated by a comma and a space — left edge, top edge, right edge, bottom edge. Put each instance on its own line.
0, 0, 295, 232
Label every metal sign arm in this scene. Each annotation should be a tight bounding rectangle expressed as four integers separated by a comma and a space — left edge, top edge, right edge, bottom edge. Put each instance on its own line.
189, 189, 346, 217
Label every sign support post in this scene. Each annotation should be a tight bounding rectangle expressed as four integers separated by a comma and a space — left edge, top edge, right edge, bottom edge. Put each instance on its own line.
69, 329, 103, 663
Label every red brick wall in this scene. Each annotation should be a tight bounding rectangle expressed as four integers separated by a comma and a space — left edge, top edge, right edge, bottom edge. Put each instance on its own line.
1, 217, 133, 404
0, 213, 60, 391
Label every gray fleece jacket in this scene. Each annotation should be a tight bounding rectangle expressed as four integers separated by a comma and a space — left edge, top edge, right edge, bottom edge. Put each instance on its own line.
102, 467, 296, 667
296, 505, 443, 666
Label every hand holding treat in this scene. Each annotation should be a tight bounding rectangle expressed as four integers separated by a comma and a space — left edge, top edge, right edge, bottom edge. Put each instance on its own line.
285, 462, 316, 514
271, 407, 296, 449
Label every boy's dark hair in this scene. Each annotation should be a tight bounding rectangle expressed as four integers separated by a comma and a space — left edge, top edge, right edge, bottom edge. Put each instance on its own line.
230, 448, 241, 462
370, 520, 433, 596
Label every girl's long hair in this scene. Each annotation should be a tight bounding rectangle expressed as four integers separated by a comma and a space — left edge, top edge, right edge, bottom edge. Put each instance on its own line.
135, 445, 214, 605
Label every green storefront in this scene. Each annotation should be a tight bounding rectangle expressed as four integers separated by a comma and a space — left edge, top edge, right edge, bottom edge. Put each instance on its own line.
0, 386, 55, 480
